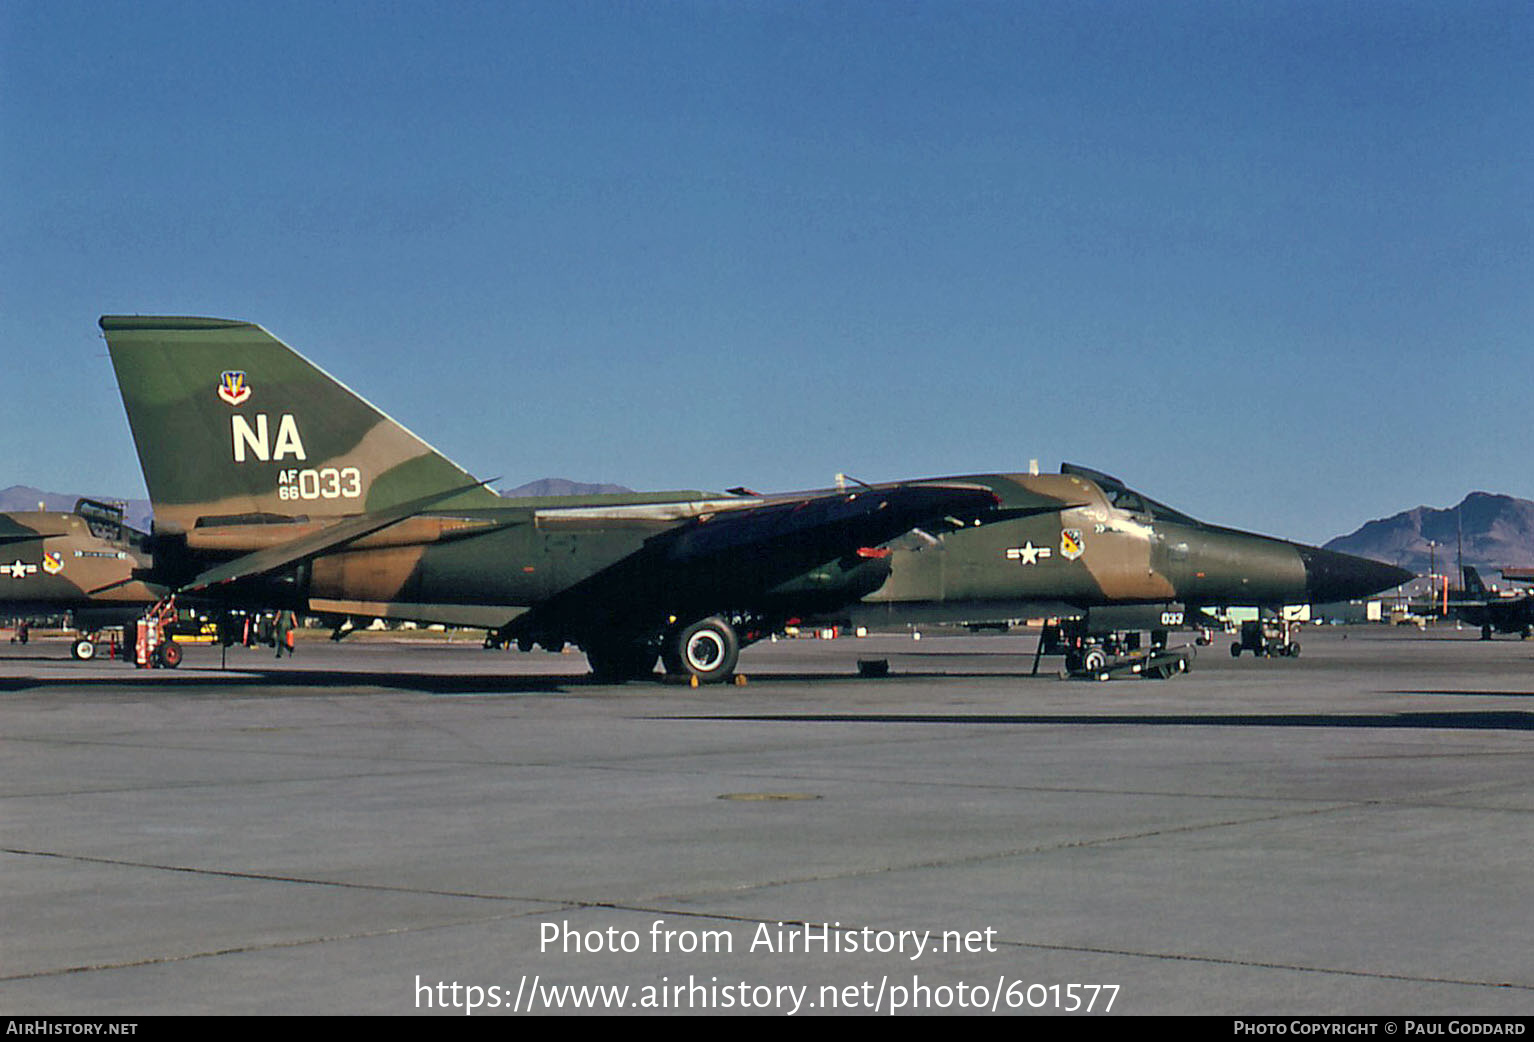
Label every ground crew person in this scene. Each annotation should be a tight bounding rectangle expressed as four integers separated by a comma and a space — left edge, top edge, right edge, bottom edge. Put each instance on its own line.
275, 610, 297, 658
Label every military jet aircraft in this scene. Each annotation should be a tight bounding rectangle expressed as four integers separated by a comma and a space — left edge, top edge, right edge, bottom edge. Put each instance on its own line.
101, 316, 1008, 682
0, 499, 163, 659
1441, 566, 1534, 640
101, 315, 1410, 682
804, 463, 1413, 671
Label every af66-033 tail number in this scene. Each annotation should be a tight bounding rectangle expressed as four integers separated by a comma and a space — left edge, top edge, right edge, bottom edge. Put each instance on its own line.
277, 467, 362, 501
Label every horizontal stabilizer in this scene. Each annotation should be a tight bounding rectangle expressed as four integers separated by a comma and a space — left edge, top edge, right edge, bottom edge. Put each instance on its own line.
182, 480, 510, 592
85, 573, 164, 597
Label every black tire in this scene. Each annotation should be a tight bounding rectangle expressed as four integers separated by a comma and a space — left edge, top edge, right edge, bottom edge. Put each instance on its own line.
1230, 642, 1241, 658
1082, 647, 1107, 673
585, 640, 659, 682
857, 658, 890, 678
71, 638, 96, 661
156, 640, 182, 669
668, 616, 739, 683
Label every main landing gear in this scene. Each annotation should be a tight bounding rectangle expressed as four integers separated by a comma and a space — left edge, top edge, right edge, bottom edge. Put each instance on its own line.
661, 616, 740, 684
579, 614, 750, 685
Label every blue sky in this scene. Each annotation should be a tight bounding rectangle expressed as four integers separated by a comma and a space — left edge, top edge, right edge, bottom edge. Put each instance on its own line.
2, 1, 1529, 543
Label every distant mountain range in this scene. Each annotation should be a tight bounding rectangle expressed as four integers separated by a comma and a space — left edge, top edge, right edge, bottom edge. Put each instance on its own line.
499, 478, 634, 498
1324, 492, 1534, 576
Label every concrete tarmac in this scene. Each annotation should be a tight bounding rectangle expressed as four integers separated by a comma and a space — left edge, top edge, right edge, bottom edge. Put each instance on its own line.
2, 627, 1530, 1015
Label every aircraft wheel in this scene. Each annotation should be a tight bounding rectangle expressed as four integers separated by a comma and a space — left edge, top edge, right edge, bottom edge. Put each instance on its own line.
156, 640, 183, 669
1081, 647, 1107, 674
1288, 643, 1301, 658
1230, 642, 1241, 658
857, 658, 890, 678
71, 638, 97, 661
668, 616, 739, 683
585, 640, 659, 682
1481, 625, 1493, 641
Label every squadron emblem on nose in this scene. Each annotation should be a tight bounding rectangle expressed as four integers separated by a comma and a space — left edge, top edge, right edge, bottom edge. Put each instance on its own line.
1060, 528, 1085, 560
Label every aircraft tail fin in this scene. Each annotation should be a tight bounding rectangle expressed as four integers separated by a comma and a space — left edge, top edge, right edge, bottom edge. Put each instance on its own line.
101, 316, 502, 532
1462, 565, 1486, 594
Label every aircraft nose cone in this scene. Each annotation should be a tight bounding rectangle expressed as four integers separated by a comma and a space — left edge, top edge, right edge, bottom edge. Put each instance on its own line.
1297, 546, 1414, 602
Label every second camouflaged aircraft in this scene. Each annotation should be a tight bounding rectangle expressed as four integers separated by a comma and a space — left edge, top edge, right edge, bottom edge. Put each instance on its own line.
101, 315, 1410, 681
0, 499, 163, 659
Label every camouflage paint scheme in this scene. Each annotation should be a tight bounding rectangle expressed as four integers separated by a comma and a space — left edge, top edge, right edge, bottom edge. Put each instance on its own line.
101, 316, 1000, 679
842, 463, 1412, 633
0, 506, 162, 623
101, 316, 1410, 680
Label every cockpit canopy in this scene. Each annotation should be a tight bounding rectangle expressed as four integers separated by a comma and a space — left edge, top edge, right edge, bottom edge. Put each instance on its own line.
1061, 463, 1203, 528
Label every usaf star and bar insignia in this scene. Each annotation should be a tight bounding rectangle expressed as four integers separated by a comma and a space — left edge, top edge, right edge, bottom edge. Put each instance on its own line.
3, 554, 65, 578
1005, 542, 1051, 565
1006, 529, 1087, 566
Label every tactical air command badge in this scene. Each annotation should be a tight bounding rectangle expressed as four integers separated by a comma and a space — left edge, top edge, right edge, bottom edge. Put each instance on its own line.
1060, 528, 1085, 561
41, 552, 63, 575
217, 371, 251, 406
